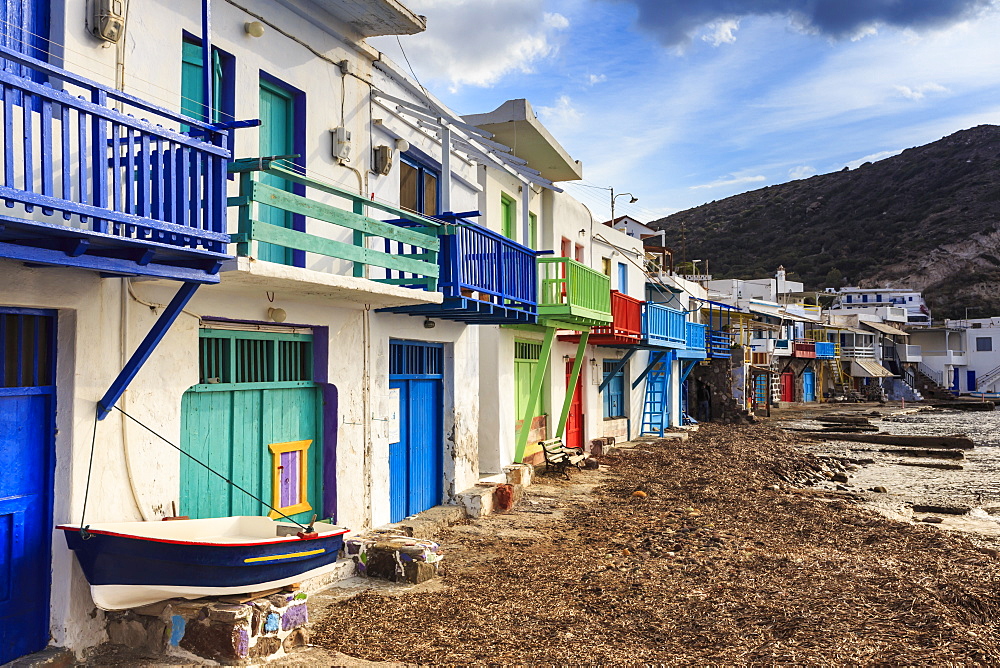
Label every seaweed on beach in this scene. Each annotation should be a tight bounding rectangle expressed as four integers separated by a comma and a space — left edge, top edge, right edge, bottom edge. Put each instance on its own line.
310, 424, 1000, 665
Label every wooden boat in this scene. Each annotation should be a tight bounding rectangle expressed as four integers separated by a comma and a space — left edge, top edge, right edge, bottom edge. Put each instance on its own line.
58, 516, 348, 610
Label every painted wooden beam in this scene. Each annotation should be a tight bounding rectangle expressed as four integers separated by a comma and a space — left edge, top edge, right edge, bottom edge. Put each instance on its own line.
598, 348, 636, 393
632, 350, 666, 389
556, 332, 589, 439
514, 326, 555, 463
97, 282, 200, 420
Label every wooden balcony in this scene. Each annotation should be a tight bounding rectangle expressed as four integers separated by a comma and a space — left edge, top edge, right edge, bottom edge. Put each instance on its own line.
642, 302, 686, 348
814, 341, 837, 359
228, 160, 442, 292
561, 290, 640, 344
677, 322, 708, 359
385, 217, 537, 324
708, 329, 733, 358
793, 340, 817, 358
0, 43, 231, 283
537, 257, 612, 328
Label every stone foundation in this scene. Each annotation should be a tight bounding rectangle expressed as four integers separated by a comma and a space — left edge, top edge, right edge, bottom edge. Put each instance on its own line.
101, 588, 310, 665
345, 530, 443, 584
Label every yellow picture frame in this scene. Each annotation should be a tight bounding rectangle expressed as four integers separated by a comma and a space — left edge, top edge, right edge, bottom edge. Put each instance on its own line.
267, 439, 312, 519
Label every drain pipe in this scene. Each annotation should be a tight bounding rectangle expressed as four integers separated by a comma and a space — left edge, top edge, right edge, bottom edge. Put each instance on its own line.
362, 304, 373, 528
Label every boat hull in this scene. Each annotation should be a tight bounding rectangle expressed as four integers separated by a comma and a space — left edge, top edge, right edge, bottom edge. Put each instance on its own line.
59, 517, 348, 610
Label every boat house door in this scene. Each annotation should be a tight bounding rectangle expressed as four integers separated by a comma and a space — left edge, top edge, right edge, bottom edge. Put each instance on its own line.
565, 359, 583, 449
0, 310, 55, 663
780, 372, 794, 402
389, 341, 444, 523
802, 370, 816, 402
180, 329, 321, 524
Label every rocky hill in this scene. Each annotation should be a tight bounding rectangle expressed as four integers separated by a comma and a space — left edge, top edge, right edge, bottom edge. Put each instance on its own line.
649, 125, 1000, 319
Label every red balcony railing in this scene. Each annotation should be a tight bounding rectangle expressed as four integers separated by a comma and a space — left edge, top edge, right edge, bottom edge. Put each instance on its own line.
560, 290, 640, 344
792, 340, 817, 358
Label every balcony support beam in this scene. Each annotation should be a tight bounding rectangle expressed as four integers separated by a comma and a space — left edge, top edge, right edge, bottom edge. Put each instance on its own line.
97, 281, 200, 420
632, 351, 667, 390
598, 348, 635, 393
514, 326, 555, 463
556, 333, 590, 440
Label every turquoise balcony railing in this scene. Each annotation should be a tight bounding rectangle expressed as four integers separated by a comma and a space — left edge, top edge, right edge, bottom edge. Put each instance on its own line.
642, 302, 685, 348
707, 330, 733, 358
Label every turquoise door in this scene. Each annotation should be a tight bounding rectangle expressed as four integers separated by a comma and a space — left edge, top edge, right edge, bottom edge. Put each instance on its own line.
0, 310, 55, 664
180, 330, 321, 524
389, 342, 444, 523
258, 80, 296, 265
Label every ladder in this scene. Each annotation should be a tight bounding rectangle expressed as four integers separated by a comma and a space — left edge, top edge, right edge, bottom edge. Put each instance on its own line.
641, 361, 669, 436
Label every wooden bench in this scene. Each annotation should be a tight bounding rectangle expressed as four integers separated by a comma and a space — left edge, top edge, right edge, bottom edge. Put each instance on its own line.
540, 439, 587, 479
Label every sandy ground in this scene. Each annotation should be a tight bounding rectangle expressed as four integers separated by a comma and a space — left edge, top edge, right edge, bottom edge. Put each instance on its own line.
305, 422, 1000, 666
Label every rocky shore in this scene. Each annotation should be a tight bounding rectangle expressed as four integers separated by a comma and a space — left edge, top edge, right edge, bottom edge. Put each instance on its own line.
310, 423, 1000, 665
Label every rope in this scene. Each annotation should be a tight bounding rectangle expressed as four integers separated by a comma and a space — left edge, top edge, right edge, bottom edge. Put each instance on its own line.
78, 408, 101, 539
110, 405, 312, 532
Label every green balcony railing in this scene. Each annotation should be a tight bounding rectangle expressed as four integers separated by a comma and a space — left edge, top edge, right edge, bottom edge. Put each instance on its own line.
537, 257, 612, 327
228, 159, 442, 290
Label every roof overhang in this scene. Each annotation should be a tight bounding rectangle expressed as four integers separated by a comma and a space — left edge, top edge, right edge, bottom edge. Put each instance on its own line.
302, 0, 426, 36
464, 99, 584, 182
863, 321, 909, 337
850, 359, 895, 378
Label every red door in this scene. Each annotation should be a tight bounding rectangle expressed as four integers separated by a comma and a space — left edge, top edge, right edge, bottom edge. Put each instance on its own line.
565, 360, 584, 449
780, 372, 794, 402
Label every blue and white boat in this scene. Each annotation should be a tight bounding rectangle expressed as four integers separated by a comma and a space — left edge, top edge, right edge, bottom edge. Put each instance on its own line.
59, 516, 349, 610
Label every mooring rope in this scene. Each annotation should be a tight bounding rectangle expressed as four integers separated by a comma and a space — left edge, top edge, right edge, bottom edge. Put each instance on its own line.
78, 408, 101, 539
78, 404, 313, 533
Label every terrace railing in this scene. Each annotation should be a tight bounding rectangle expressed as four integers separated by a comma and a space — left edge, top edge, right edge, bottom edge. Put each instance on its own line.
537, 257, 612, 326
582, 291, 641, 343
814, 341, 837, 359
642, 302, 686, 347
707, 329, 734, 358
792, 340, 817, 358
0, 43, 231, 281
228, 160, 441, 291
685, 322, 708, 353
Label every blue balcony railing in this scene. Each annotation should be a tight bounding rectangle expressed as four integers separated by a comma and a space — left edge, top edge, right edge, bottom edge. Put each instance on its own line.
643, 303, 685, 347
686, 322, 707, 352
0, 43, 231, 283
814, 341, 837, 359
707, 329, 733, 358
382, 216, 537, 324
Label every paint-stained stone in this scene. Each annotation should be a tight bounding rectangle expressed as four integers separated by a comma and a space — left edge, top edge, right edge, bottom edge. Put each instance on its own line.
283, 628, 308, 651
281, 604, 308, 631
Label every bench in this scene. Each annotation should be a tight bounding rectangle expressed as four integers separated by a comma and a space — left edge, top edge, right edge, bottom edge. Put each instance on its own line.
540, 439, 587, 479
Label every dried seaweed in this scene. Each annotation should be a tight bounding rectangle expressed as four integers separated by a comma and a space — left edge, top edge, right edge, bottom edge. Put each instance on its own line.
311, 424, 1000, 665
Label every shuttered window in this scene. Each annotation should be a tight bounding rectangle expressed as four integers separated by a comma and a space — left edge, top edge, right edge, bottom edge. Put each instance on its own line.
198, 329, 312, 387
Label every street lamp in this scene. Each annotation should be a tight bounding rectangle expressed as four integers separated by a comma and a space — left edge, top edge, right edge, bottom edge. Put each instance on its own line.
610, 187, 638, 223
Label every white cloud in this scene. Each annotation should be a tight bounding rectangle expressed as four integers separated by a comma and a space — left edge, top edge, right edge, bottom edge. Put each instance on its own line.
894, 82, 949, 100
690, 174, 766, 190
537, 95, 582, 127
845, 149, 903, 169
369, 1, 569, 91
789, 165, 816, 179
700, 19, 741, 46
587, 73, 607, 86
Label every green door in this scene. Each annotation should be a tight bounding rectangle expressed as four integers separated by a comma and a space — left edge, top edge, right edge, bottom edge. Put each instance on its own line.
180, 330, 321, 523
501, 194, 516, 240
258, 80, 296, 265
514, 339, 543, 425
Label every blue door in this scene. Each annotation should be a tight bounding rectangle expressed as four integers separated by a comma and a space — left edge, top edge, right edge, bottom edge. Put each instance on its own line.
967, 370, 977, 393
389, 342, 444, 523
952, 367, 960, 394
802, 370, 816, 402
0, 310, 55, 663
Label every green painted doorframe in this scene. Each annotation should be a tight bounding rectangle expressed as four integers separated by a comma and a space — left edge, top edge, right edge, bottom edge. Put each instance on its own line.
556, 333, 589, 438
513, 327, 555, 463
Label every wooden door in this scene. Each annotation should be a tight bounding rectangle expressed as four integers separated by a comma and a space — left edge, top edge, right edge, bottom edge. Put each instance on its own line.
565, 359, 583, 449
780, 372, 794, 402
0, 310, 55, 664
258, 79, 296, 265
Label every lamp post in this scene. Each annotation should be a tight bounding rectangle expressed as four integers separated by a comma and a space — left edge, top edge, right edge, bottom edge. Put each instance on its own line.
610, 187, 638, 224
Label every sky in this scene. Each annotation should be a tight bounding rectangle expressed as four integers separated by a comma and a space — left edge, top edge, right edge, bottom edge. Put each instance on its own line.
371, 0, 1000, 223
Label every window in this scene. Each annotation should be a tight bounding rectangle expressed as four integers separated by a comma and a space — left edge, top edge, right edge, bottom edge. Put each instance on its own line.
198, 329, 313, 386
268, 439, 313, 518
846, 296, 852, 303
862, 295, 868, 303
976, 336, 993, 352
401, 157, 438, 216
528, 212, 538, 250
618, 262, 628, 294
560, 237, 572, 258
909, 297, 914, 302
602, 257, 611, 276
575, 244, 584, 263
602, 360, 625, 418
181, 37, 235, 125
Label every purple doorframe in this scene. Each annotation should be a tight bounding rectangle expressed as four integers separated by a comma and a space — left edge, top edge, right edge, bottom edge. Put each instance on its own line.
311, 325, 339, 521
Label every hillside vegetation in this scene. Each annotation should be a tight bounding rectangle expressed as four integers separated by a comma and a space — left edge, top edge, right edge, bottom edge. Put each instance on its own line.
649, 125, 1000, 319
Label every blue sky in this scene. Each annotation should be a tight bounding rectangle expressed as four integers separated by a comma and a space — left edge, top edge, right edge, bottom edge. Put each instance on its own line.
372, 0, 1000, 222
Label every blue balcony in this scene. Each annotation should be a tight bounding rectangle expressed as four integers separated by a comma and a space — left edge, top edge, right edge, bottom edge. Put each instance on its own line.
707, 329, 734, 358
815, 341, 837, 359
382, 216, 537, 324
642, 302, 686, 348
677, 322, 708, 360
0, 44, 231, 283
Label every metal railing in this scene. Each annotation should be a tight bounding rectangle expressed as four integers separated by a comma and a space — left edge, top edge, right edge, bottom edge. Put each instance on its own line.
642, 302, 685, 347
792, 340, 817, 358
814, 341, 837, 359
708, 329, 733, 358
0, 42, 230, 252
